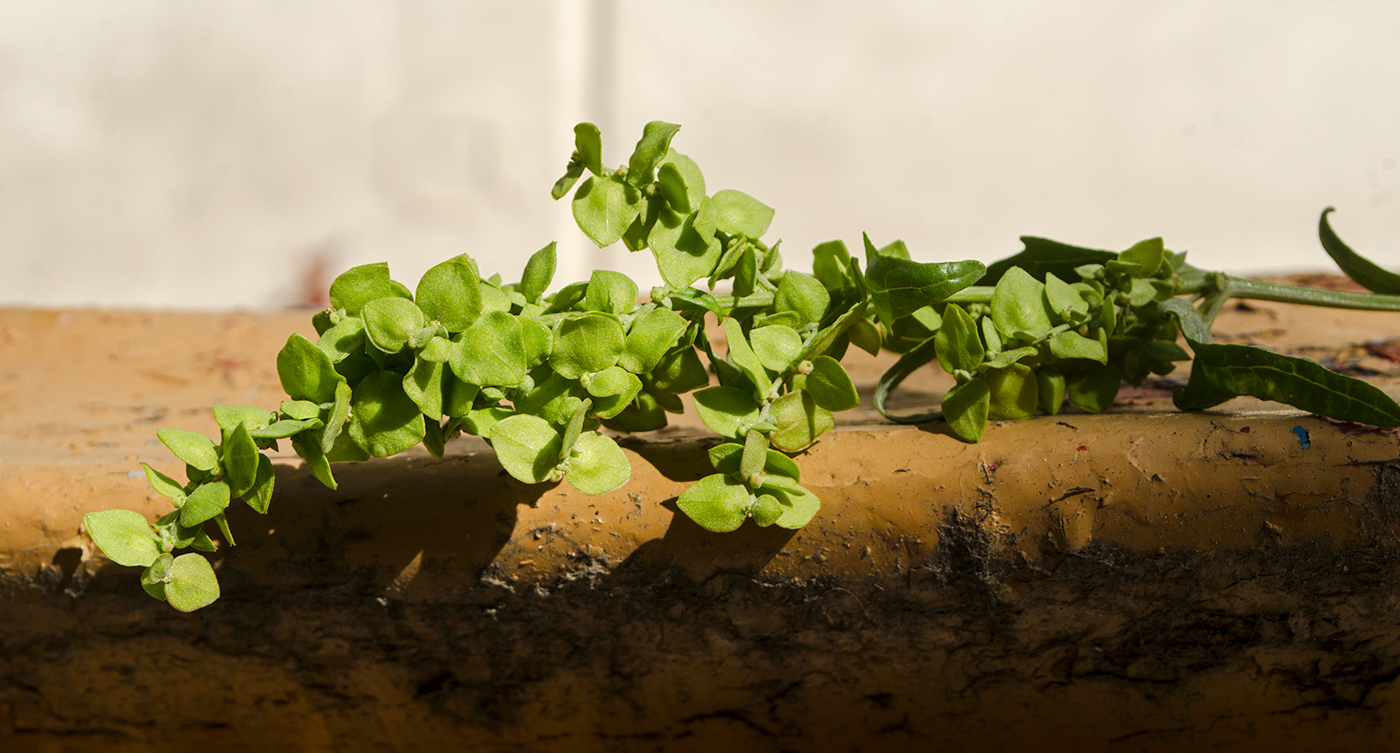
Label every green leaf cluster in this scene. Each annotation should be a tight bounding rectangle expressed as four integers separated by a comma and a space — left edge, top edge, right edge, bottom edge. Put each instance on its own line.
86, 122, 1400, 613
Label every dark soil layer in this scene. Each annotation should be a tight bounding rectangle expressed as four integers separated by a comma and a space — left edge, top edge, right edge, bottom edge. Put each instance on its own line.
5, 512, 1400, 753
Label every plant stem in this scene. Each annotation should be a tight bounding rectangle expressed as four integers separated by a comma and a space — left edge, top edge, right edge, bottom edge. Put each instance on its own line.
1225, 275, 1400, 312
943, 286, 995, 304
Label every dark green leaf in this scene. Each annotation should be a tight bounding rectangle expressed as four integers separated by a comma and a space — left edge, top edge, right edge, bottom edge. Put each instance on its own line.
1318, 207, 1400, 294
321, 380, 353, 455
550, 162, 584, 201
1067, 366, 1121, 413
291, 432, 338, 490
981, 237, 1116, 286
1038, 370, 1068, 416
650, 346, 709, 394
866, 255, 985, 326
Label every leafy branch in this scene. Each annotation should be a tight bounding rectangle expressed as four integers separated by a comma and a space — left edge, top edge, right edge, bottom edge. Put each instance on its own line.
83, 121, 1400, 612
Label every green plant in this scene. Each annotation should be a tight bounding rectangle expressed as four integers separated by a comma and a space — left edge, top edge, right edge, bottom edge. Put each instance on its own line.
874, 211, 1400, 439
83, 121, 1400, 612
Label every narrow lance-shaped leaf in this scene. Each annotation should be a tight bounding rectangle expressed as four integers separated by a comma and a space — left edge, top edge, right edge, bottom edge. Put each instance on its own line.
1318, 207, 1400, 295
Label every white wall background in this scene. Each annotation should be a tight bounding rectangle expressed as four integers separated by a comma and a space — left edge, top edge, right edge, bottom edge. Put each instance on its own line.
1, 0, 1398, 309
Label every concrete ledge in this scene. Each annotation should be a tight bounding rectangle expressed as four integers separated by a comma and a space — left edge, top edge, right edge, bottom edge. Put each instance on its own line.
3, 301, 1400, 751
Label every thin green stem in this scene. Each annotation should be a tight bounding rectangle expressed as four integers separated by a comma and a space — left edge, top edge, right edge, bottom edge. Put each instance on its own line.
1224, 275, 1400, 312
943, 286, 995, 305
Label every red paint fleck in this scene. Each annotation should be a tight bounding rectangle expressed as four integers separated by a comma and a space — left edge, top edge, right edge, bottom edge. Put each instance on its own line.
1077, 445, 1088, 452
986, 464, 999, 472
1210, 634, 1224, 645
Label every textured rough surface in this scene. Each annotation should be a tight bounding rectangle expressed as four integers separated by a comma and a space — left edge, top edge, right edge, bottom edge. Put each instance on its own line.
3, 291, 1400, 751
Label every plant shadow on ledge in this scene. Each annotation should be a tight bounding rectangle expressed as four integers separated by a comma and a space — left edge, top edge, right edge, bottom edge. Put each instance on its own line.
84, 121, 1400, 611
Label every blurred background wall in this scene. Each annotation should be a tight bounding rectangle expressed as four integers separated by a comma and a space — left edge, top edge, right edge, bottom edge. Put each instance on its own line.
1, 0, 1397, 309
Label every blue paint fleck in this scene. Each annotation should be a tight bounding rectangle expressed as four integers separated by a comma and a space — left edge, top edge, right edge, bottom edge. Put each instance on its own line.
1292, 426, 1311, 449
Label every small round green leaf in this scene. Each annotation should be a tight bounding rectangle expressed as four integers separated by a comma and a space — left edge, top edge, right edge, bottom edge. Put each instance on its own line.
566, 432, 631, 495
619, 307, 688, 374
490, 414, 563, 485
416, 255, 483, 331
774, 271, 830, 327
935, 304, 984, 374
585, 270, 639, 315
520, 242, 558, 304
141, 463, 186, 501
141, 553, 173, 601
179, 481, 231, 528
276, 333, 345, 405
711, 189, 774, 238
156, 428, 219, 472
759, 475, 822, 529
750, 325, 803, 373
361, 296, 427, 354
349, 371, 427, 458
551, 312, 626, 380
805, 356, 859, 412
222, 423, 260, 499
329, 262, 413, 315
770, 390, 834, 453
942, 379, 991, 442
450, 311, 527, 387
991, 267, 1054, 343
573, 175, 640, 248
691, 386, 762, 439
316, 315, 365, 363
164, 553, 221, 612
677, 473, 750, 533
984, 363, 1040, 420
84, 509, 160, 567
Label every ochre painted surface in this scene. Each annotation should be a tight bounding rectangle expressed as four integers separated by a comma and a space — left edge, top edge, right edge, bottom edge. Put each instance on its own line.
2, 295, 1400, 751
